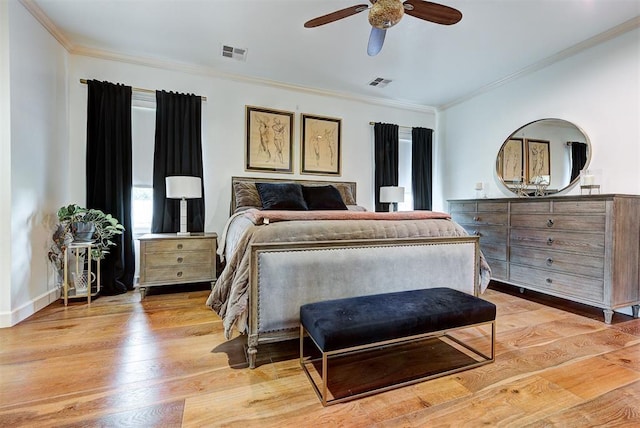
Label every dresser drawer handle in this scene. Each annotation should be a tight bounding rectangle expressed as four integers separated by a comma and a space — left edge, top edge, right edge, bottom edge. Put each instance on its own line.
176, 271, 183, 278
547, 238, 554, 245
473, 230, 482, 237
473, 216, 480, 222
546, 257, 553, 266
177, 244, 184, 250
177, 257, 184, 263
546, 278, 553, 284
546, 219, 554, 227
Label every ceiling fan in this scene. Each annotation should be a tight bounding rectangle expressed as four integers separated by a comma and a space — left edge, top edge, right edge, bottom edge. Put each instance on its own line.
304, 0, 462, 56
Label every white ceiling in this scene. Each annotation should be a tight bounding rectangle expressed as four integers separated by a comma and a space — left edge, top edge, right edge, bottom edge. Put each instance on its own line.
28, 0, 640, 109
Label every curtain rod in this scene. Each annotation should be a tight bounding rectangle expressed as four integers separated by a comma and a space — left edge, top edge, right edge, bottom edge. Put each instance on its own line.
369, 122, 414, 130
79, 79, 207, 101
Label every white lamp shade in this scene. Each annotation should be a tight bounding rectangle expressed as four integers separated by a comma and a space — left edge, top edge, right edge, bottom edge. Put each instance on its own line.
380, 186, 405, 203
165, 176, 202, 199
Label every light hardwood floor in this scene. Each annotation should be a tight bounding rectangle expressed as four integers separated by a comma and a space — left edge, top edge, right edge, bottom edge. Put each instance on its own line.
1, 283, 639, 427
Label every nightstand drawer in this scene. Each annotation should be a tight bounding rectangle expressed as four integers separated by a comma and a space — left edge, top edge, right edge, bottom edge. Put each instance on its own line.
144, 251, 213, 268
143, 265, 214, 284
144, 238, 213, 253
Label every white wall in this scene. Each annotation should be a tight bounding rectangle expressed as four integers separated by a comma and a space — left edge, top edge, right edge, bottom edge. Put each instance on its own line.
68, 56, 436, 236
0, 1, 69, 327
441, 27, 640, 201
0, 1, 13, 321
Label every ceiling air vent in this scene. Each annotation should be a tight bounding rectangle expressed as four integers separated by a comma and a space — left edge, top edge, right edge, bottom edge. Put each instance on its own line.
221, 45, 247, 61
368, 77, 392, 87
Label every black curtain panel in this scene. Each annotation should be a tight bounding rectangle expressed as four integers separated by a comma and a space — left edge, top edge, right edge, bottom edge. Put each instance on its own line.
412, 127, 433, 210
374, 123, 399, 212
151, 90, 205, 233
570, 142, 588, 182
86, 80, 135, 295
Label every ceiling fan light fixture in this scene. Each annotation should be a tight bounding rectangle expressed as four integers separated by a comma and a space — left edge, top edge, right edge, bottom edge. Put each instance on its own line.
368, 0, 404, 29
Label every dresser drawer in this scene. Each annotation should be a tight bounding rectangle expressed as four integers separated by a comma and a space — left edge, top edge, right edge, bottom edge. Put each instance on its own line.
552, 200, 606, 214
510, 246, 604, 279
510, 264, 604, 304
510, 201, 550, 213
144, 238, 214, 253
477, 201, 508, 212
480, 239, 507, 261
452, 212, 508, 226
511, 213, 605, 232
143, 264, 214, 285
144, 251, 213, 268
486, 258, 507, 280
449, 202, 477, 213
510, 229, 605, 255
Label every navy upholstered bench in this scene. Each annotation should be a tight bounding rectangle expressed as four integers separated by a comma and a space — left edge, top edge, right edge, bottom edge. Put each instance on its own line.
299, 287, 496, 406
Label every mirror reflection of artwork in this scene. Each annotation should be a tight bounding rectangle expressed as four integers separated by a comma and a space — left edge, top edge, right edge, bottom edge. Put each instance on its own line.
527, 139, 550, 184
496, 119, 590, 196
501, 138, 524, 182
245, 106, 293, 173
301, 114, 341, 175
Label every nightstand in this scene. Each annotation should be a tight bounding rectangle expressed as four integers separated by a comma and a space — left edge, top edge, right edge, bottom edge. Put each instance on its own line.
137, 233, 217, 299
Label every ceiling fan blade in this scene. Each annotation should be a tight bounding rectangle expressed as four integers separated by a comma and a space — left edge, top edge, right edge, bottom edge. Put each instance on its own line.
403, 0, 462, 25
367, 27, 386, 56
304, 4, 369, 28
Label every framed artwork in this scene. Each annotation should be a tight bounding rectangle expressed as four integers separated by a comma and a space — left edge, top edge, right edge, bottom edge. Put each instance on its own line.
500, 138, 524, 183
301, 114, 341, 175
245, 106, 294, 173
526, 139, 550, 184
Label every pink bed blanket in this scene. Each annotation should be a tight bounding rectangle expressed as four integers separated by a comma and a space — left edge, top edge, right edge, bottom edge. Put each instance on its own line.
243, 208, 451, 224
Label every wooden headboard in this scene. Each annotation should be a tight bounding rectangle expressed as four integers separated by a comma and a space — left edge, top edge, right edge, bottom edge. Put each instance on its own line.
230, 176, 357, 214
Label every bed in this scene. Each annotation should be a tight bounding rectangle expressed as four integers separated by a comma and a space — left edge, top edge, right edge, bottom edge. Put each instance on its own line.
206, 176, 491, 368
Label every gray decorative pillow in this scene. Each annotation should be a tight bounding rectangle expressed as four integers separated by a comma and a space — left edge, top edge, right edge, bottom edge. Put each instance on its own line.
333, 183, 356, 205
233, 181, 261, 212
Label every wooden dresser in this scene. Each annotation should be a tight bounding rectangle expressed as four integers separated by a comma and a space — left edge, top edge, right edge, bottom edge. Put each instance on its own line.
449, 195, 640, 323
138, 233, 217, 299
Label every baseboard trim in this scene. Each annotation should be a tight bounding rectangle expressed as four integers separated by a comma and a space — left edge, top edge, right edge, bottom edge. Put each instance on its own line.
0, 287, 60, 328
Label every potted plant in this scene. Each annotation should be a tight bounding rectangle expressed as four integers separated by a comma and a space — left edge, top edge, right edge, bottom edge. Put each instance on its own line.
48, 204, 125, 282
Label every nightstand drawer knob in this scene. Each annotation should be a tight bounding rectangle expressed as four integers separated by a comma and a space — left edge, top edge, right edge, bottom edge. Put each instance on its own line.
547, 238, 554, 245
176, 271, 183, 278
177, 244, 184, 250
473, 230, 482, 237
547, 219, 554, 227
177, 257, 184, 263
546, 278, 553, 284
546, 257, 554, 266
473, 216, 480, 222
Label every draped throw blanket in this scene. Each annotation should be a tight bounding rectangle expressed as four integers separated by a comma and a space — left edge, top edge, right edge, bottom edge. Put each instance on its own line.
86, 80, 135, 295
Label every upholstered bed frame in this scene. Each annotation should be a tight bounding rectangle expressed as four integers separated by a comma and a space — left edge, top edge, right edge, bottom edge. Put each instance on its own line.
228, 177, 481, 368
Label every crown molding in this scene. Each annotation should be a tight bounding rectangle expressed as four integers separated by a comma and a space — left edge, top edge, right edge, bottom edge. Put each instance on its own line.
439, 16, 640, 111
71, 45, 436, 114
19, 0, 74, 51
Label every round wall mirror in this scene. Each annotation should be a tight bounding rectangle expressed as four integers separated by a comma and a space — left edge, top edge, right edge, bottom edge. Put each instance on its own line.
495, 118, 591, 196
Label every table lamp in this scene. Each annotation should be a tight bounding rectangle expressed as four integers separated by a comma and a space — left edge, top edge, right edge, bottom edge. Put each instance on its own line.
165, 176, 202, 236
380, 186, 404, 212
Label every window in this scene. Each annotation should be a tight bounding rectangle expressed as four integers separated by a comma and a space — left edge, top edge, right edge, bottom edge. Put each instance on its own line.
131, 102, 156, 236
132, 186, 153, 236
398, 136, 414, 211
